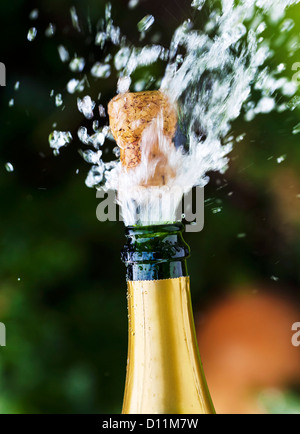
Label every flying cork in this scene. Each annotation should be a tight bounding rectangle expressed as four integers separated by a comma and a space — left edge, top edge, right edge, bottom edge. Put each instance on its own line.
108, 90, 177, 186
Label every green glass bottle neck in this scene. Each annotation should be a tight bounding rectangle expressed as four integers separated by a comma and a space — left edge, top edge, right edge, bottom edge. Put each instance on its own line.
121, 223, 190, 281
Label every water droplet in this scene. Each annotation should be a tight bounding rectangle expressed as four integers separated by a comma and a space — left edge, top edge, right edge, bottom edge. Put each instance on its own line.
137, 15, 155, 33
58, 45, 70, 63
98, 105, 106, 117
110, 25, 121, 45
191, 0, 205, 10
93, 121, 99, 132
55, 94, 63, 107
69, 57, 85, 72
256, 22, 266, 34
287, 96, 300, 112
280, 18, 294, 32
212, 207, 222, 214
271, 276, 279, 282
67, 78, 82, 94
276, 104, 287, 113
70, 6, 81, 32
117, 76, 131, 93
85, 163, 105, 188
255, 97, 275, 114
49, 130, 72, 153
292, 123, 300, 135
8, 99, 14, 107
113, 147, 120, 158
281, 80, 297, 97
95, 31, 107, 49
91, 63, 111, 78
78, 127, 90, 145
237, 233, 246, 239
14, 81, 20, 91
276, 63, 286, 73
29, 9, 39, 20
5, 162, 14, 172
77, 96, 95, 119
27, 27, 37, 42
45, 23, 56, 38
236, 133, 246, 143
76, 169, 79, 175
80, 149, 102, 164
277, 155, 286, 164
128, 45, 164, 75
128, 0, 139, 9
102, 126, 110, 138
134, 80, 146, 92
105, 2, 112, 21
89, 132, 105, 148
104, 55, 112, 64
114, 47, 131, 71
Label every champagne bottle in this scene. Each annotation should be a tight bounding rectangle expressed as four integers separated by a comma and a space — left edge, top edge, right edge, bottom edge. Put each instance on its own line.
121, 222, 215, 414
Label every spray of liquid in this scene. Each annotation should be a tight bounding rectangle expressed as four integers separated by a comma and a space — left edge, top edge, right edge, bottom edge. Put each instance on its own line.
46, 0, 300, 226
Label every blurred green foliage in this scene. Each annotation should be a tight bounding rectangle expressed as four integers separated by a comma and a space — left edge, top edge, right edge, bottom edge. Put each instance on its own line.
0, 0, 300, 414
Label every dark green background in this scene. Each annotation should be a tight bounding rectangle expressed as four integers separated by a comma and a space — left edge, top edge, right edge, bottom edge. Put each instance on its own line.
0, 0, 300, 413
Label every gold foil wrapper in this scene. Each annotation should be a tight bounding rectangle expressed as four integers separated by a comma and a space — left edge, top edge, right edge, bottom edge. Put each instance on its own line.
122, 277, 215, 414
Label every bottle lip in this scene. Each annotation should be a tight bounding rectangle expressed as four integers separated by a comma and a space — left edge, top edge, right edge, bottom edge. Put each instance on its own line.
121, 221, 190, 276
124, 222, 185, 237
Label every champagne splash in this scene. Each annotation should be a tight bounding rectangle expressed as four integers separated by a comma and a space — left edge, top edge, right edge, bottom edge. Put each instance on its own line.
47, 0, 300, 225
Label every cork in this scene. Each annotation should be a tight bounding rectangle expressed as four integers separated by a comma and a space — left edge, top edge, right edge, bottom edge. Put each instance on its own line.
108, 90, 177, 186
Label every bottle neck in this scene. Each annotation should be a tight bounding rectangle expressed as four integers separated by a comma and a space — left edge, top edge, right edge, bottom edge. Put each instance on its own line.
121, 223, 190, 281
121, 222, 215, 414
